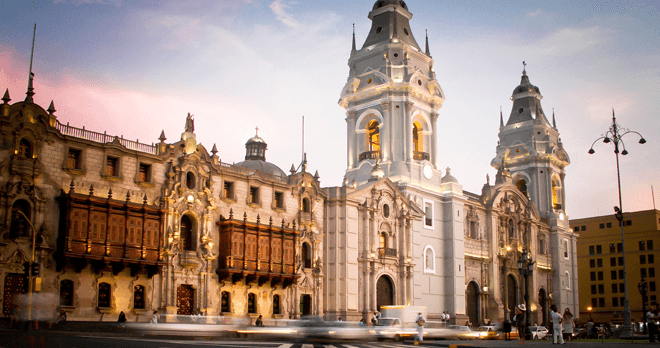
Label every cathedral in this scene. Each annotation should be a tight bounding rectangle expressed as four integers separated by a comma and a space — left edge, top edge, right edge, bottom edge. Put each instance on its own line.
0, 0, 578, 326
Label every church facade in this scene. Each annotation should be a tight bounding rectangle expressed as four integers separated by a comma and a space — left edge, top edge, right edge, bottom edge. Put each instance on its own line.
324, 0, 578, 325
0, 0, 578, 326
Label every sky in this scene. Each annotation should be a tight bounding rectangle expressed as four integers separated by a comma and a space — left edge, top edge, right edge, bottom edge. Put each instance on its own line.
0, 0, 658, 220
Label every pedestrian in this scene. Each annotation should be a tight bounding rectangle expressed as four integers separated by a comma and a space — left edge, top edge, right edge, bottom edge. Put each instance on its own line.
360, 318, 366, 326
562, 308, 574, 342
55, 309, 67, 326
445, 311, 451, 323
372, 312, 378, 326
117, 311, 127, 327
9, 305, 20, 329
255, 315, 263, 327
151, 310, 159, 324
585, 319, 595, 339
551, 305, 564, 344
515, 304, 526, 344
414, 312, 425, 345
647, 306, 657, 342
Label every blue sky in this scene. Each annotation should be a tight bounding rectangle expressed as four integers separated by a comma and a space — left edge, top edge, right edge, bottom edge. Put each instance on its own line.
1, 0, 659, 219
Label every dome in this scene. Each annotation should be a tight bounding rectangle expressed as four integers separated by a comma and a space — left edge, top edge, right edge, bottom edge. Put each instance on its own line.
246, 135, 266, 144
234, 160, 287, 178
441, 167, 458, 184
511, 70, 541, 98
373, 0, 408, 10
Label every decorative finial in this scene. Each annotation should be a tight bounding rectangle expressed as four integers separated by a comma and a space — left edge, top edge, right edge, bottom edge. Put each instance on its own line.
351, 23, 357, 52
255, 126, 259, 136
47, 100, 56, 115
269, 216, 273, 226
425, 29, 430, 56
522, 61, 527, 74
2, 89, 10, 104
89, 184, 94, 196
499, 106, 504, 129
290, 164, 296, 175
108, 187, 112, 199
69, 180, 75, 193
243, 212, 247, 222
229, 208, 233, 219
552, 108, 557, 129
143, 194, 148, 205
313, 170, 320, 180
126, 191, 131, 202
257, 214, 260, 224
159, 130, 166, 142
211, 143, 218, 156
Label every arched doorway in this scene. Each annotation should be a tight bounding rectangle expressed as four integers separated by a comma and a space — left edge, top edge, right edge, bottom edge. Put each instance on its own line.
3, 273, 26, 316
538, 288, 548, 326
466, 281, 479, 326
177, 284, 195, 315
507, 274, 517, 320
300, 294, 312, 316
376, 275, 394, 311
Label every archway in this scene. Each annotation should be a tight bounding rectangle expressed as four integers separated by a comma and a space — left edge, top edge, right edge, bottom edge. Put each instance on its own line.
376, 275, 394, 311
300, 294, 312, 316
466, 281, 479, 326
538, 288, 548, 326
177, 284, 195, 315
507, 274, 517, 320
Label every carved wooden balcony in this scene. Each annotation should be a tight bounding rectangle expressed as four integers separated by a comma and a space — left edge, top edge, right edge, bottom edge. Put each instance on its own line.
413, 151, 430, 161
359, 151, 380, 162
378, 247, 397, 258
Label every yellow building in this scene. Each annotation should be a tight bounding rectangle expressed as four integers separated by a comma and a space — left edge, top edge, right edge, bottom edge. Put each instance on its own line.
572, 209, 660, 323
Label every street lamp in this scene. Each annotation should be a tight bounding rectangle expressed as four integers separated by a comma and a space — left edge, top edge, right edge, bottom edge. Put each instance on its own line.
639, 278, 649, 334
517, 249, 534, 340
587, 306, 593, 321
588, 109, 646, 338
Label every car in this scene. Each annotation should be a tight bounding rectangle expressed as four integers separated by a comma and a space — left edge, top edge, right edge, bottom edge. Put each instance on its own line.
473, 326, 499, 340
530, 326, 549, 340
573, 327, 587, 339
446, 325, 476, 340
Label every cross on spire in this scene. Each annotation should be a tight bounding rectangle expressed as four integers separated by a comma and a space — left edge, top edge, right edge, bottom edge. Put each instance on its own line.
255, 126, 259, 136
523, 61, 527, 73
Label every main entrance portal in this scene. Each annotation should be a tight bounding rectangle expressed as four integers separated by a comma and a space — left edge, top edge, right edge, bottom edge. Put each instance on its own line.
177, 284, 195, 315
3, 273, 26, 316
376, 275, 394, 311
466, 281, 479, 325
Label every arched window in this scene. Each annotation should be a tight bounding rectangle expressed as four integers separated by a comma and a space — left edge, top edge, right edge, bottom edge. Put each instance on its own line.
367, 120, 380, 152
59, 280, 74, 306
180, 215, 194, 251
552, 178, 561, 210
469, 221, 478, 239
273, 294, 281, 315
17, 138, 33, 158
423, 246, 435, 273
302, 242, 312, 269
247, 293, 257, 314
508, 219, 515, 239
516, 179, 528, 198
10, 199, 31, 237
221, 291, 231, 313
98, 282, 111, 308
413, 121, 423, 152
565, 271, 570, 289
379, 232, 387, 249
539, 237, 546, 254
186, 172, 196, 189
302, 198, 310, 213
133, 285, 145, 309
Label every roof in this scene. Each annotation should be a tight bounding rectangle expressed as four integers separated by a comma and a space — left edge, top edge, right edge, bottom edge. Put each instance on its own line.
234, 159, 287, 178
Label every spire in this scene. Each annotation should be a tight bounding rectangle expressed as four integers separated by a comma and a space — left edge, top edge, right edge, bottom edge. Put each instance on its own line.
499, 106, 504, 129
351, 23, 356, 53
47, 100, 56, 115
211, 143, 218, 156
425, 29, 430, 56
2, 89, 10, 104
552, 108, 557, 129
159, 130, 166, 142
520, 61, 530, 85
25, 24, 37, 103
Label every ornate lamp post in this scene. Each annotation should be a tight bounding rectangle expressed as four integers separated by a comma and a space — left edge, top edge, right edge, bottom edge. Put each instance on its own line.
587, 306, 593, 321
517, 249, 534, 340
588, 109, 646, 338
639, 278, 649, 334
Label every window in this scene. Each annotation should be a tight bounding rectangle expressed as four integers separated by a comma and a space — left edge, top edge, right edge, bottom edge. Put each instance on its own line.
223, 181, 234, 199
273, 294, 281, 315
597, 259, 603, 267
642, 268, 648, 278
591, 285, 597, 294
221, 292, 230, 313
597, 245, 602, 254
379, 233, 386, 250
591, 298, 598, 308
424, 246, 436, 274
650, 267, 656, 278
590, 259, 596, 268
186, 172, 195, 189
133, 285, 145, 309
551, 178, 561, 210
302, 242, 312, 268
539, 238, 546, 254
247, 293, 256, 314
59, 280, 74, 306
620, 296, 625, 305
590, 272, 596, 281
302, 197, 310, 213
10, 199, 31, 237
610, 258, 616, 267
413, 121, 423, 152
610, 244, 616, 253
598, 271, 603, 281
640, 241, 646, 251
617, 243, 623, 253
249, 187, 259, 204
589, 246, 595, 255
105, 156, 119, 176
423, 200, 433, 228
563, 239, 569, 259
599, 223, 605, 229
650, 254, 655, 264
180, 215, 194, 251
613, 297, 619, 307
516, 179, 528, 197
274, 192, 284, 209
68, 148, 82, 169
98, 282, 111, 308
366, 120, 380, 153
651, 282, 657, 292
649, 240, 654, 250
611, 270, 617, 280
619, 283, 625, 293
625, 220, 632, 226
599, 298, 605, 307
606, 222, 612, 228
612, 284, 618, 293
618, 257, 624, 266
619, 270, 624, 279
652, 295, 657, 303
641, 255, 647, 264
598, 284, 604, 294
138, 163, 151, 182
17, 138, 33, 158
383, 204, 390, 218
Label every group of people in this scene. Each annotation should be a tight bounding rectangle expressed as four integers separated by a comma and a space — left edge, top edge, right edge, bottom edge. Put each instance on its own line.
512, 304, 573, 344
440, 311, 451, 322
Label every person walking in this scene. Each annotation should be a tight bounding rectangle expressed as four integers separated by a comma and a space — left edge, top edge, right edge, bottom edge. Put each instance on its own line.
150, 310, 159, 324
515, 304, 526, 344
414, 312, 425, 345
647, 306, 657, 343
551, 305, 564, 344
562, 308, 574, 342
255, 315, 263, 327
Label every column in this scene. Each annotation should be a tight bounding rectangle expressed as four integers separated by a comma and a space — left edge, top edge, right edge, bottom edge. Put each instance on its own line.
405, 101, 414, 162
380, 101, 390, 162
347, 111, 356, 169
431, 112, 439, 169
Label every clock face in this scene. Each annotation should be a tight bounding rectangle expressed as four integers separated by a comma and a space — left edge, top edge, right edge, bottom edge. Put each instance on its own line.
423, 164, 433, 179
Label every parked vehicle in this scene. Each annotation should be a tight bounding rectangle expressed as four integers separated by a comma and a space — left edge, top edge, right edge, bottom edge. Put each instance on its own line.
530, 326, 548, 340
573, 327, 587, 339
473, 326, 499, 340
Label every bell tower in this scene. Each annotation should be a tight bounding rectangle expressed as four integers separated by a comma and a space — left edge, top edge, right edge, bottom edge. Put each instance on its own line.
491, 67, 571, 219
339, 0, 445, 189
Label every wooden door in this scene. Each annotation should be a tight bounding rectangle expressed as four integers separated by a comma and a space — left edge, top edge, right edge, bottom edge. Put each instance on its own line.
176, 284, 194, 315
466, 282, 479, 326
376, 275, 394, 311
3, 273, 26, 316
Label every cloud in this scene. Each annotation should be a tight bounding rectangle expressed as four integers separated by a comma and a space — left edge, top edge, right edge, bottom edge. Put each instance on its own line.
53, 0, 121, 5
528, 9, 542, 18
269, 0, 299, 28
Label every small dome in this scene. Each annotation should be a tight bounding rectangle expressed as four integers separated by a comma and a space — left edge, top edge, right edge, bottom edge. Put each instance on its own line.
246, 134, 266, 144
234, 160, 287, 178
441, 167, 458, 184
373, 0, 408, 10
511, 70, 541, 98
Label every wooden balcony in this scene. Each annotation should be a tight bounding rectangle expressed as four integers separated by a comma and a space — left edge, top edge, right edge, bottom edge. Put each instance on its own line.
413, 151, 430, 161
216, 215, 299, 288
359, 151, 380, 162
378, 247, 397, 258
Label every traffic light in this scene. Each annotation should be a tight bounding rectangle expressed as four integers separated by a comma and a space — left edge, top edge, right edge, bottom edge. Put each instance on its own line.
31, 262, 40, 277
23, 262, 30, 275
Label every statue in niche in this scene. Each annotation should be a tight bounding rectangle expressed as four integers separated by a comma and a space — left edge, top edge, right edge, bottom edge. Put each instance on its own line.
185, 113, 195, 132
